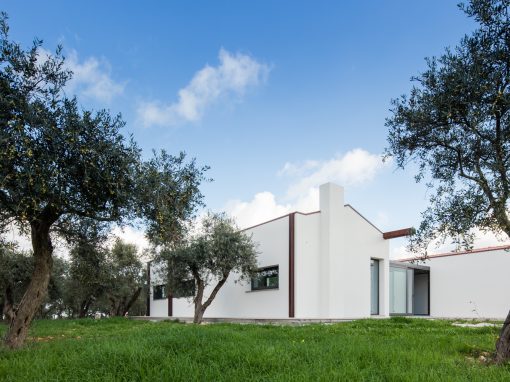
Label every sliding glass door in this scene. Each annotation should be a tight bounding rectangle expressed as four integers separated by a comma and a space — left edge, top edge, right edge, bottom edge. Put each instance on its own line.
371, 259, 379, 315
390, 267, 407, 314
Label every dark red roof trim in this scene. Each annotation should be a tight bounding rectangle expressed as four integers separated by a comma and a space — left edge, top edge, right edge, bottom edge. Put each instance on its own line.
383, 228, 415, 240
242, 210, 320, 231
399, 244, 510, 262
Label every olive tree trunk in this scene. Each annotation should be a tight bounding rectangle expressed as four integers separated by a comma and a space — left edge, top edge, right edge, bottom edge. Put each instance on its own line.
122, 287, 142, 316
495, 309, 510, 363
3, 221, 53, 349
79, 298, 93, 318
192, 274, 228, 324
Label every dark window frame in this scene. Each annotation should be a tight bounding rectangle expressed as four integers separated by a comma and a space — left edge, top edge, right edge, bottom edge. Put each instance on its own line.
153, 284, 167, 300
251, 265, 279, 291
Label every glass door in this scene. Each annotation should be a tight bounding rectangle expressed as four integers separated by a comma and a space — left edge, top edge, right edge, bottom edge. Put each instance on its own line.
371, 259, 379, 315
390, 267, 407, 314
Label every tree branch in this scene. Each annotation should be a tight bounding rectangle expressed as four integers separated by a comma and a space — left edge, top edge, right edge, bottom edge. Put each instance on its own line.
202, 272, 229, 311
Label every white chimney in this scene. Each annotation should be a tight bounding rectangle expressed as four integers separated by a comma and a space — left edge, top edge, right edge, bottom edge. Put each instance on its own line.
319, 183, 346, 317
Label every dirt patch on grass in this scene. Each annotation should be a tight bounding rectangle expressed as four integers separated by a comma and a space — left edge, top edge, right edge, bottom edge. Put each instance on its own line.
29, 335, 82, 343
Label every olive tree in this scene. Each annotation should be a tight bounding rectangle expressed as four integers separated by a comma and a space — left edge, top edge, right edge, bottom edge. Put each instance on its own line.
0, 243, 69, 321
66, 239, 108, 318
386, 0, 510, 363
0, 244, 33, 322
103, 239, 145, 317
161, 214, 258, 324
0, 14, 140, 348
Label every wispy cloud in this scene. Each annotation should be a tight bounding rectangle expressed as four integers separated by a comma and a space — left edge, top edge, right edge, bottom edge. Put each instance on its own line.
137, 48, 270, 127
37, 48, 126, 103
65, 50, 126, 103
280, 148, 389, 200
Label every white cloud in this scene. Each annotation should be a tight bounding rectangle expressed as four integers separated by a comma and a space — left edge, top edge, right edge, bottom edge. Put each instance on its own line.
37, 48, 125, 103
226, 187, 321, 229
137, 48, 270, 127
281, 149, 389, 200
225, 149, 387, 229
225, 192, 292, 229
65, 50, 125, 103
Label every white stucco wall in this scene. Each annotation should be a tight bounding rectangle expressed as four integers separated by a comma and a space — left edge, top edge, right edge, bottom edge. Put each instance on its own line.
342, 205, 390, 317
294, 212, 321, 318
149, 263, 169, 317
425, 249, 510, 319
153, 215, 291, 319
149, 182, 391, 319
316, 183, 390, 319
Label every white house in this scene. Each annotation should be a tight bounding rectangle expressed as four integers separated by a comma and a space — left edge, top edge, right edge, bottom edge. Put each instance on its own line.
149, 182, 406, 319
148, 182, 510, 320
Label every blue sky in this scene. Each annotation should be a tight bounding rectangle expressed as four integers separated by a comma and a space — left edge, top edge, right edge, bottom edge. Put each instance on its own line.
6, 1, 498, 256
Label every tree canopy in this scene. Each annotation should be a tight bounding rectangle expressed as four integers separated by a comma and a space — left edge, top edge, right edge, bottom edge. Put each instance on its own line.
386, 0, 510, 251
137, 150, 209, 247
0, 11, 209, 347
0, 12, 136, 348
385, 0, 510, 363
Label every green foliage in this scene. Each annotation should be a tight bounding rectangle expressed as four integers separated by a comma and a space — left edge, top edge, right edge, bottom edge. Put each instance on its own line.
0, 243, 68, 319
0, 318, 509, 380
43, 256, 68, 319
137, 150, 209, 247
65, 238, 108, 317
102, 239, 145, 316
0, 244, 33, 318
162, 213, 258, 299
0, 237, 146, 320
64, 237, 147, 318
0, 11, 140, 238
385, 0, 510, 252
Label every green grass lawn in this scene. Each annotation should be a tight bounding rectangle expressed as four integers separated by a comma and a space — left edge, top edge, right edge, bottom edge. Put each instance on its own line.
0, 317, 509, 381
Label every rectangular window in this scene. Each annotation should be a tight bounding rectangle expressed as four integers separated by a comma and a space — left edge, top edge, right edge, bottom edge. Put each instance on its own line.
251, 265, 279, 291
153, 285, 167, 300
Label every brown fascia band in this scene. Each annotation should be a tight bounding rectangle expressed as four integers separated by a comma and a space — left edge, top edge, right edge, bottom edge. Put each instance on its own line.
146, 262, 151, 316
168, 293, 173, 317
289, 213, 295, 318
383, 227, 415, 240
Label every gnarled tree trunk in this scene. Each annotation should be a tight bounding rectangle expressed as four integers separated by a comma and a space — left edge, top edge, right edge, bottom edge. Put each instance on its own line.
79, 298, 93, 318
192, 273, 228, 324
495, 309, 510, 363
3, 220, 53, 349
122, 287, 142, 316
